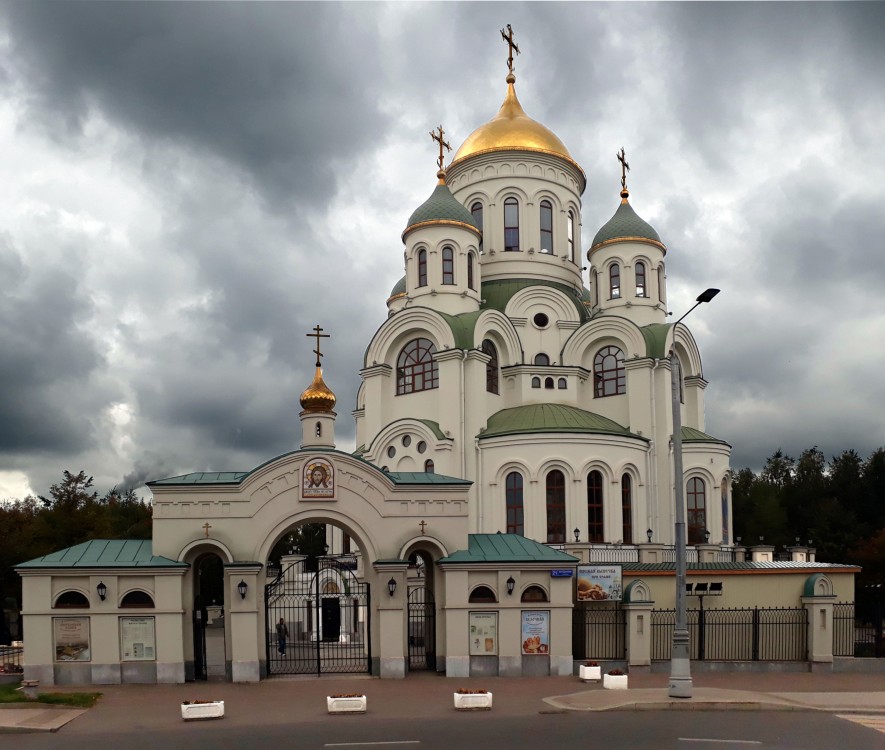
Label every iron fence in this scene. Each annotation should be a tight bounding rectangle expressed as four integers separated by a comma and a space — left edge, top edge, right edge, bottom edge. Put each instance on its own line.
0, 643, 23, 675
838, 597, 885, 658
572, 604, 626, 660
585, 545, 640, 563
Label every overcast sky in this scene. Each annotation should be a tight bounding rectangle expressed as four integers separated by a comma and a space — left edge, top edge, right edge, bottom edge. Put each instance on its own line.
1, 2, 884, 501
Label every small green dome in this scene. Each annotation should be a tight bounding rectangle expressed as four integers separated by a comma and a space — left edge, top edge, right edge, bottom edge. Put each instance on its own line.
590, 191, 665, 252
403, 173, 480, 241
389, 276, 406, 298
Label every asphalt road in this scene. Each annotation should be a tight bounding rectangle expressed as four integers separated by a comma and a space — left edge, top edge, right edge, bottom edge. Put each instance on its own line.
10, 711, 884, 750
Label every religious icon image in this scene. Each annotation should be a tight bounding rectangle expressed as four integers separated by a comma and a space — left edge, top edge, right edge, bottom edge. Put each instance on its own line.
303, 458, 334, 498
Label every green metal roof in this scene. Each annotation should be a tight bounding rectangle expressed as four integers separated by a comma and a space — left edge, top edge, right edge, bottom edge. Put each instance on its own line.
389, 276, 406, 298
682, 426, 731, 446
440, 533, 578, 564
622, 561, 857, 572
640, 323, 672, 359
16, 540, 187, 569
591, 197, 663, 250
148, 471, 248, 486
404, 181, 479, 236
480, 278, 590, 323
416, 419, 449, 440
385, 471, 472, 485
437, 310, 483, 351
481, 403, 642, 440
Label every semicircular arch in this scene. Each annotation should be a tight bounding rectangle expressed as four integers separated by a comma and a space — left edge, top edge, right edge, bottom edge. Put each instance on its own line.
365, 308, 458, 368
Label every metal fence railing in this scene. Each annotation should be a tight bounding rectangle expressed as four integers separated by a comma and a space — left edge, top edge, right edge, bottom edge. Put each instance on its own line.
573, 604, 626, 660
836, 599, 885, 658
0, 642, 23, 675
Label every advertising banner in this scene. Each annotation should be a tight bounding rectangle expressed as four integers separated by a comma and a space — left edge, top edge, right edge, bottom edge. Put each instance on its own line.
54, 617, 91, 662
468, 612, 498, 656
576, 565, 623, 601
520, 610, 550, 655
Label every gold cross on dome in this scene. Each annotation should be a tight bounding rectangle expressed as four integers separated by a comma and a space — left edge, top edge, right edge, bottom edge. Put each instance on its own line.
430, 125, 451, 170
500, 23, 520, 74
617, 147, 630, 191
307, 324, 330, 367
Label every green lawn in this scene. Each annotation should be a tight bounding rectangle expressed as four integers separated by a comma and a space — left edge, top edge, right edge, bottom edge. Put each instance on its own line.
0, 682, 101, 707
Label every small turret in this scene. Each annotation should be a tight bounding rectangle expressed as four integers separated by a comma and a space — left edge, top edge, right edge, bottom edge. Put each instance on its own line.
299, 325, 337, 449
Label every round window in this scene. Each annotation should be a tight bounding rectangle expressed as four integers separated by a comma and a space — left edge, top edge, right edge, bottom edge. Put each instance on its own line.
417, 441, 427, 454
387, 446, 396, 458
402, 435, 411, 447
533, 312, 549, 328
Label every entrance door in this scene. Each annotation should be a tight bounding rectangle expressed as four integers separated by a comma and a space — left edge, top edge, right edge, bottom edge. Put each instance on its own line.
265, 557, 370, 675
408, 586, 436, 671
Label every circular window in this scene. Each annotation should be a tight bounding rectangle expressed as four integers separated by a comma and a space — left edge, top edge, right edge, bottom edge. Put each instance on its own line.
402, 435, 411, 448
387, 446, 396, 458
533, 312, 549, 328
417, 441, 427, 454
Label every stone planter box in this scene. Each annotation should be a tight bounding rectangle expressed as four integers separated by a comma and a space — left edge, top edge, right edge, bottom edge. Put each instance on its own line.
327, 695, 367, 714
181, 701, 225, 720
603, 674, 628, 690
579, 665, 601, 682
454, 691, 493, 711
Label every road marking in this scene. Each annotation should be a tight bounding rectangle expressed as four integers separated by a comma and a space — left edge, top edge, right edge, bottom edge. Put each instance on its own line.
679, 740, 761, 745
836, 714, 885, 734
325, 743, 421, 747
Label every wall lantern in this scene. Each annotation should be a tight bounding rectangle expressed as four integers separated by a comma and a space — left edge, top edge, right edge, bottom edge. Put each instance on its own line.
323, 543, 330, 555
387, 577, 397, 597
96, 581, 107, 601
506, 576, 516, 596
704, 529, 711, 543
736, 536, 742, 544
573, 527, 580, 543
237, 580, 248, 600
646, 528, 653, 543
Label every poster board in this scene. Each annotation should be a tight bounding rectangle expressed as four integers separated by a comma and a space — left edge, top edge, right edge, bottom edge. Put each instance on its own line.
576, 565, 623, 602
520, 610, 550, 655
54, 617, 91, 662
468, 612, 498, 656
120, 616, 156, 661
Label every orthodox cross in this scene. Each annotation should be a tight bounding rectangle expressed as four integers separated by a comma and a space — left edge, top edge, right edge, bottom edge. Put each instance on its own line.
500, 23, 520, 74
430, 125, 451, 170
617, 147, 630, 191
307, 324, 330, 367
202, 522, 212, 538
419, 520, 427, 534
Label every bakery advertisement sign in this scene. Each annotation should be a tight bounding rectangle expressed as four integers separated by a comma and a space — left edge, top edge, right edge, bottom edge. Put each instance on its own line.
576, 565, 623, 602
520, 610, 550, 655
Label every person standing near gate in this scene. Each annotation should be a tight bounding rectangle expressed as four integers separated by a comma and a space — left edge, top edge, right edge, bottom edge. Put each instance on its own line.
276, 617, 289, 656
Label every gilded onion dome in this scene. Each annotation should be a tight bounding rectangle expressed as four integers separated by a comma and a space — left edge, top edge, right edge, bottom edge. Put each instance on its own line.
589, 187, 666, 254
300, 366, 336, 413
402, 170, 480, 242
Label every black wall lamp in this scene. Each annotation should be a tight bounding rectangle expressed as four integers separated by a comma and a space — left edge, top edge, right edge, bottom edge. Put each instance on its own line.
237, 580, 248, 600
506, 576, 516, 596
704, 529, 711, 543
646, 528, 653, 543
96, 581, 107, 601
387, 577, 397, 596
573, 527, 580, 543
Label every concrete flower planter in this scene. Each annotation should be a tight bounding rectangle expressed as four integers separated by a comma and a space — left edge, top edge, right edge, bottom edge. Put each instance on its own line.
181, 700, 225, 720
579, 665, 601, 682
603, 673, 628, 690
454, 691, 493, 711
327, 695, 367, 714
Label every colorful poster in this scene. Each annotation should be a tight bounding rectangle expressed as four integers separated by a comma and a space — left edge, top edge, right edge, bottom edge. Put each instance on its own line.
469, 612, 498, 656
303, 458, 334, 498
576, 565, 623, 602
120, 616, 156, 661
54, 617, 91, 662
520, 610, 550, 655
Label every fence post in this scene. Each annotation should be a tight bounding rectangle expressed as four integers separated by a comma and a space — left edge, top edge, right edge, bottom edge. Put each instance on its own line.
623, 601, 654, 672
802, 596, 835, 672
752, 607, 759, 661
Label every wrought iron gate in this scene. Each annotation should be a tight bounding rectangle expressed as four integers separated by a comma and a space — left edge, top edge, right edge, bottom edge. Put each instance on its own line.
192, 595, 208, 680
265, 557, 371, 675
407, 586, 436, 671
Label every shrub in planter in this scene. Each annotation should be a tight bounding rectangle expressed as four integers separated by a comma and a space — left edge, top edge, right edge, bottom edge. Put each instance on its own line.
579, 661, 601, 682
602, 669, 628, 690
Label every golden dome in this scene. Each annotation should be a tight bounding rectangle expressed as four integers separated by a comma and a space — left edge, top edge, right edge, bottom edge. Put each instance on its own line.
450, 73, 575, 167
300, 367, 336, 413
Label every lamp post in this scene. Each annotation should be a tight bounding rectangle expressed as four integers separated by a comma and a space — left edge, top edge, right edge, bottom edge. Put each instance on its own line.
669, 287, 719, 699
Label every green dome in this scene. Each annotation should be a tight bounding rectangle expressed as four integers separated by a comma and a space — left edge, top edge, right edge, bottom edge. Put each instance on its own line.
388, 276, 406, 298
403, 175, 480, 241
590, 192, 664, 252
481, 403, 643, 440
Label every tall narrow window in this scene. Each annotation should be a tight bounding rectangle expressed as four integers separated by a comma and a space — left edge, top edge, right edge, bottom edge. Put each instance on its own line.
534, 353, 550, 366
540, 200, 553, 253
621, 474, 633, 544
343, 533, 351, 554
482, 339, 499, 394
315, 422, 322, 437
424, 459, 435, 473
593, 346, 626, 397
467, 252, 475, 290
687, 477, 706, 545
417, 249, 427, 287
587, 470, 604, 542
546, 470, 566, 543
635, 261, 647, 297
610, 263, 621, 298
504, 197, 520, 251
506, 471, 524, 535
657, 265, 665, 303
442, 246, 455, 285
591, 269, 598, 306
396, 338, 438, 395
568, 211, 575, 262
471, 202, 483, 253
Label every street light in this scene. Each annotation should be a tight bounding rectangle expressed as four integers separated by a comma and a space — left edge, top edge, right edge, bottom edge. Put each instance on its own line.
669, 287, 719, 699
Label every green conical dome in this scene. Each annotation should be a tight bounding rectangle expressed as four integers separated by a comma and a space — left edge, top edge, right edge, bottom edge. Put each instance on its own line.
402, 172, 480, 242
388, 275, 406, 299
590, 189, 665, 253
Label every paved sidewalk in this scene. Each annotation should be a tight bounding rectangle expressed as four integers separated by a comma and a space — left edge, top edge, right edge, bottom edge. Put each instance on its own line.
1, 670, 883, 734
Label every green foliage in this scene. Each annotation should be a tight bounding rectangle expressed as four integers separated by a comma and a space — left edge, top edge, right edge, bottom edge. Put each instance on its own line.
0, 682, 102, 706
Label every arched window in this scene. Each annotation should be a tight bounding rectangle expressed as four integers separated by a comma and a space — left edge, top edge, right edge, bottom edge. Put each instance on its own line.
467, 252, 475, 290
121, 591, 155, 608
591, 269, 598, 306
687, 477, 707, 545
442, 246, 455, 285
482, 339, 499, 394
468, 585, 497, 603
540, 200, 553, 253
315, 422, 322, 437
396, 338, 438, 395
544, 377, 554, 389
621, 474, 633, 545
610, 263, 621, 298
417, 249, 427, 287
594, 346, 626, 397
531, 376, 541, 388
424, 459, 435, 473
506, 471, 524, 535
54, 591, 89, 608
568, 211, 575, 262
657, 265, 665, 302
557, 378, 567, 389
471, 202, 483, 253
504, 197, 520, 251
534, 353, 550, 366
721, 478, 729, 545
521, 585, 549, 603
635, 261, 647, 297
587, 470, 604, 542
546, 469, 566, 543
